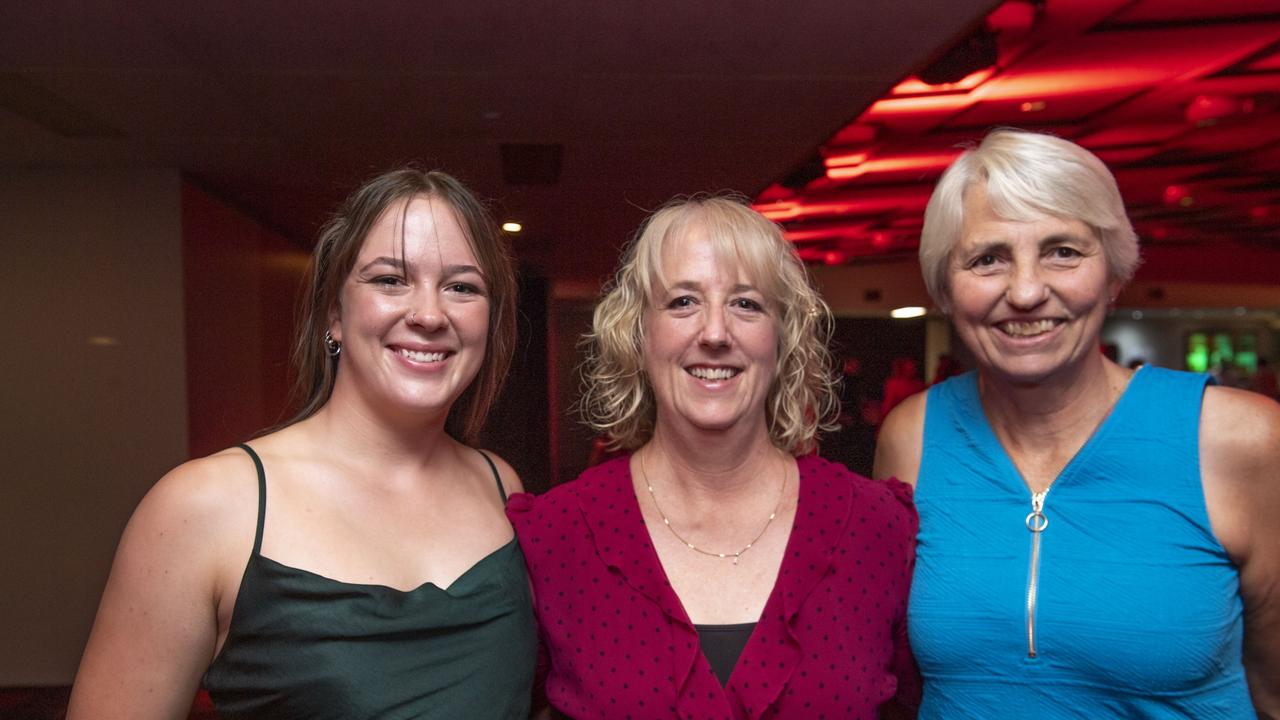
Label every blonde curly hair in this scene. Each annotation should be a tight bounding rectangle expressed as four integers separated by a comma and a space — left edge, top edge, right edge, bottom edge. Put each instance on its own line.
579, 195, 838, 455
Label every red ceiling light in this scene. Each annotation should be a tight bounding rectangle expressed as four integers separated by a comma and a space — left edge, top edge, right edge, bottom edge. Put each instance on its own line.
823, 250, 845, 266
866, 93, 974, 115
1019, 100, 1047, 112
891, 67, 996, 96
1163, 184, 1194, 208
1185, 94, 1246, 126
825, 151, 962, 181
822, 150, 869, 169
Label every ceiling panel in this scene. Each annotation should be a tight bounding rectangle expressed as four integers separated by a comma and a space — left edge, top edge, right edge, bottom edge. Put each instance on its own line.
0, 0, 993, 282
758, 0, 1280, 266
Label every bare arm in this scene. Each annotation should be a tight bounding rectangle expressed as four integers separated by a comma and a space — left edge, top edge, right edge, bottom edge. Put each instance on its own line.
67, 452, 254, 720
873, 392, 927, 486
1200, 387, 1280, 718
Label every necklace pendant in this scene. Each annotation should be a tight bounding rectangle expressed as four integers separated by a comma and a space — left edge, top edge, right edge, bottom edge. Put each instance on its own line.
732, 554, 740, 566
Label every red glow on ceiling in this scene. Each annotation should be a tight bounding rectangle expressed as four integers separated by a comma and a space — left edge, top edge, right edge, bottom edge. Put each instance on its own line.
1163, 184, 1194, 208
890, 67, 997, 96
1184, 94, 1252, 125
823, 150, 869, 168
865, 93, 973, 116
825, 151, 963, 181
756, 0, 1280, 263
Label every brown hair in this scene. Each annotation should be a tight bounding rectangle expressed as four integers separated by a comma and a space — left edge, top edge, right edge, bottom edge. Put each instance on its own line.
283, 167, 517, 443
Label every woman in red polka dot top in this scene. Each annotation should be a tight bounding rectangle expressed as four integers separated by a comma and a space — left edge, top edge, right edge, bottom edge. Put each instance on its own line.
507, 195, 920, 719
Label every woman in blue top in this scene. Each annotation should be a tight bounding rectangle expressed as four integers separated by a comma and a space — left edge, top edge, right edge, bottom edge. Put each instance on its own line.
68, 168, 536, 719
875, 129, 1280, 718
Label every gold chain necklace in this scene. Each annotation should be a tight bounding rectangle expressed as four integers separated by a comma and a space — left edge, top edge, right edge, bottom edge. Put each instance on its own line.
639, 453, 788, 566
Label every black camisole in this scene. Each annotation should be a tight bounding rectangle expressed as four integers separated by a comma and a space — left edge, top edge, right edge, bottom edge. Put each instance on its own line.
694, 622, 757, 686
202, 444, 537, 719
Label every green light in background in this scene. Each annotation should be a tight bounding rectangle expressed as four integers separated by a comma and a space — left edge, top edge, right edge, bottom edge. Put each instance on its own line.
1186, 333, 1208, 372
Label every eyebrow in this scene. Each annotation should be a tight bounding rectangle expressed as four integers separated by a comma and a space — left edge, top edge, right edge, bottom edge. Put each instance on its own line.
443, 264, 485, 278
1039, 231, 1092, 246
356, 257, 485, 278
962, 231, 1091, 255
665, 280, 761, 294
358, 256, 406, 273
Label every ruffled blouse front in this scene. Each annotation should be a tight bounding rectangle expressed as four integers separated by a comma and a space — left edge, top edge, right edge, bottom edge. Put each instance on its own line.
507, 454, 919, 720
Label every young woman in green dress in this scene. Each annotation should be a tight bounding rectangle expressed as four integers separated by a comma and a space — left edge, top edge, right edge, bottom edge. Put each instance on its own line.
69, 169, 537, 719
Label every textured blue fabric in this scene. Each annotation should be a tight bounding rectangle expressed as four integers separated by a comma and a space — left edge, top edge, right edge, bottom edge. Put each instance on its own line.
909, 367, 1254, 719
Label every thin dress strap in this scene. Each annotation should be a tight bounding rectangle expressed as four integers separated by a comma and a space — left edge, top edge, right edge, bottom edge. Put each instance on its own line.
236, 443, 267, 557
476, 450, 507, 504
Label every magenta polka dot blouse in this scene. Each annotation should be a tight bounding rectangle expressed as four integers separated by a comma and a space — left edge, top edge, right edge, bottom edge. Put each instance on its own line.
506, 454, 920, 719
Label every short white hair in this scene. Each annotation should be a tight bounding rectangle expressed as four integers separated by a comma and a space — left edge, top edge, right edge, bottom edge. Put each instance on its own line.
919, 129, 1140, 309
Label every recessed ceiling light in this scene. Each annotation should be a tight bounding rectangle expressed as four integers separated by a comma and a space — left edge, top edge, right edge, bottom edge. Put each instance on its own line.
501, 222, 523, 233
1019, 100, 1047, 112
87, 336, 119, 346
890, 306, 927, 319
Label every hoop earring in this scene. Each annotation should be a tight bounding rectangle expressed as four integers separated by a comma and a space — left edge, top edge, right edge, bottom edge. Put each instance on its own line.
324, 330, 342, 357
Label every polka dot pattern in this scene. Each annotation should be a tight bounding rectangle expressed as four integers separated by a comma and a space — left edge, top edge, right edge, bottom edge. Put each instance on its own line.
507, 455, 920, 719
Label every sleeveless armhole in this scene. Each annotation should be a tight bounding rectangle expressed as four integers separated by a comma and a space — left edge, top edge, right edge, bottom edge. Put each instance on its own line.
915, 379, 945, 495
235, 443, 267, 557
476, 450, 507, 505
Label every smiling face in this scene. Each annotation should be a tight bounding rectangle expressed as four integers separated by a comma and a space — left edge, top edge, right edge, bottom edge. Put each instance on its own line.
328, 194, 490, 420
642, 227, 780, 439
947, 184, 1119, 386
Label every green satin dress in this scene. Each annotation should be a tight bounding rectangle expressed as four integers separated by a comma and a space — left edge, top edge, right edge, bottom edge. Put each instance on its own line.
202, 444, 536, 719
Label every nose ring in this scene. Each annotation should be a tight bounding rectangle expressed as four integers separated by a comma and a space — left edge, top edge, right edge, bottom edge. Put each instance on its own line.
407, 311, 417, 324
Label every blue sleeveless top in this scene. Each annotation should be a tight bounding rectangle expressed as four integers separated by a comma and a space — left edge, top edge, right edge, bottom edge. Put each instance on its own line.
909, 367, 1254, 719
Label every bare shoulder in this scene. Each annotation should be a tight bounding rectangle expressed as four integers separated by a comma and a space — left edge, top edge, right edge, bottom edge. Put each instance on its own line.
144, 445, 257, 525
1201, 386, 1280, 480
114, 448, 261, 593
130, 448, 259, 546
873, 391, 928, 486
1199, 386, 1280, 562
473, 447, 525, 496
67, 447, 260, 719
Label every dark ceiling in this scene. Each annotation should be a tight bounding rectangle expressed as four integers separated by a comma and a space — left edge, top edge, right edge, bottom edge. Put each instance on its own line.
0, 0, 993, 285
755, 0, 1280, 269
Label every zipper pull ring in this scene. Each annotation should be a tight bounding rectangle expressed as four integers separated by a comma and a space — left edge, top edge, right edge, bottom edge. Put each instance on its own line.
1026, 491, 1049, 532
